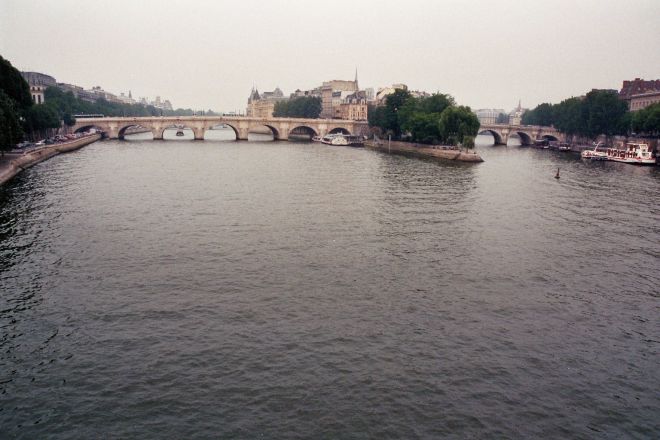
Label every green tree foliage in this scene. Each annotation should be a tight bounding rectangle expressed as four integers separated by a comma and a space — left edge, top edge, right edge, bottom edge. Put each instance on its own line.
523, 90, 630, 140
24, 104, 60, 139
273, 96, 321, 118
495, 113, 509, 124
552, 97, 585, 136
632, 102, 660, 136
383, 89, 412, 137
367, 104, 388, 131
0, 56, 32, 150
369, 90, 478, 145
0, 90, 24, 151
0, 55, 32, 111
402, 112, 442, 143
583, 89, 628, 138
463, 135, 476, 150
437, 106, 480, 145
521, 103, 554, 126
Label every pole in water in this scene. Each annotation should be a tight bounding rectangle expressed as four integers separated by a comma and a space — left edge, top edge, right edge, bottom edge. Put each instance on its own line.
555, 168, 560, 179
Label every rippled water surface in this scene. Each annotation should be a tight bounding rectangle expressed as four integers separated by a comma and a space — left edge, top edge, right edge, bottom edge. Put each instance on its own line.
1, 132, 659, 439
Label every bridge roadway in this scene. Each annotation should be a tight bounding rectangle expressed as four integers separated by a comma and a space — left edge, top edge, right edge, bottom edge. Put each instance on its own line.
478, 123, 564, 145
72, 116, 370, 141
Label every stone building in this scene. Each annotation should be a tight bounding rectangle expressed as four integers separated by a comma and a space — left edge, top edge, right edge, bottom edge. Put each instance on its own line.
320, 77, 359, 118
619, 78, 660, 111
628, 91, 660, 111
21, 71, 56, 104
246, 87, 287, 118
475, 108, 507, 124
337, 91, 368, 121
374, 83, 408, 105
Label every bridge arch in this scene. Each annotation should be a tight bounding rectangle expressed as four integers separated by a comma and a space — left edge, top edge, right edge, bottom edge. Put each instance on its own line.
541, 134, 559, 142
511, 131, 533, 146
118, 124, 157, 140
328, 126, 351, 135
159, 124, 198, 140
478, 129, 503, 145
204, 123, 239, 140
289, 125, 319, 139
248, 123, 280, 140
75, 124, 105, 134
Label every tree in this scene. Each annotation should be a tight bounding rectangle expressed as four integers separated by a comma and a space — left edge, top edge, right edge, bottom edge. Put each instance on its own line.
495, 113, 509, 124
0, 90, 24, 152
553, 97, 586, 137
273, 96, 321, 118
0, 55, 32, 111
24, 104, 60, 139
437, 105, 480, 145
367, 104, 388, 131
463, 135, 476, 150
584, 89, 628, 139
383, 89, 412, 137
522, 103, 554, 126
632, 102, 660, 136
402, 112, 442, 143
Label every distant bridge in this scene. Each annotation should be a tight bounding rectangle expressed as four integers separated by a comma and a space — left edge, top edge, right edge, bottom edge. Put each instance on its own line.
478, 123, 564, 145
72, 116, 369, 141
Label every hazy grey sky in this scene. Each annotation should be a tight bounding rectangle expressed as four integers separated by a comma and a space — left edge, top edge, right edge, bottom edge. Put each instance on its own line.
1, 0, 659, 112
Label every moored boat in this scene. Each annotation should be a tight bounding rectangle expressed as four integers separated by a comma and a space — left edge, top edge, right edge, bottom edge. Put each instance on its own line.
320, 134, 363, 147
606, 142, 656, 165
558, 143, 571, 152
581, 143, 608, 161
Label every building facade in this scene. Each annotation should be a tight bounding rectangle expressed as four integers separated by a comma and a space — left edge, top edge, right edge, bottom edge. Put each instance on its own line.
337, 91, 368, 121
246, 87, 287, 118
475, 109, 506, 124
321, 79, 359, 118
619, 78, 660, 111
21, 71, 56, 104
628, 91, 660, 111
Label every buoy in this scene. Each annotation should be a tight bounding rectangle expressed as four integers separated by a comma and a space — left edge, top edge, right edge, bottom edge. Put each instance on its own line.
555, 168, 560, 179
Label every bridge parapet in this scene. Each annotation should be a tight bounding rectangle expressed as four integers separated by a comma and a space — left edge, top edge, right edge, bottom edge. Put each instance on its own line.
72, 116, 370, 141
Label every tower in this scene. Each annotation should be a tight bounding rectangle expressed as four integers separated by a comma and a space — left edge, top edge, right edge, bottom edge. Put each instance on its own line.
354, 67, 359, 90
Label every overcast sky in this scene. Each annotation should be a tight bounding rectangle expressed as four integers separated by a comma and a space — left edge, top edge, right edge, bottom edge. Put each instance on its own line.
1, 0, 659, 112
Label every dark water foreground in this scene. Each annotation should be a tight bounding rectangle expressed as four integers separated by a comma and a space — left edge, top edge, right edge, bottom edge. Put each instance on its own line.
1, 135, 658, 439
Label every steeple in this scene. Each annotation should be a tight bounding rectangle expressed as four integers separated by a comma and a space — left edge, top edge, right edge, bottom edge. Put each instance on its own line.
354, 67, 359, 90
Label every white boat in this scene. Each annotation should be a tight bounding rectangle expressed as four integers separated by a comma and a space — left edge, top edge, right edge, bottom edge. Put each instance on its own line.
320, 134, 363, 147
312, 136, 322, 142
606, 142, 656, 165
581, 143, 608, 161
558, 143, 571, 152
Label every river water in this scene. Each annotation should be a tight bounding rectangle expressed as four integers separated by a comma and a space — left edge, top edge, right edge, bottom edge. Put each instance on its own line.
1, 131, 658, 439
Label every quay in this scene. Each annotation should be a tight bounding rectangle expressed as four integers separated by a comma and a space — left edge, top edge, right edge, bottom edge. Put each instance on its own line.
365, 139, 484, 163
0, 134, 101, 186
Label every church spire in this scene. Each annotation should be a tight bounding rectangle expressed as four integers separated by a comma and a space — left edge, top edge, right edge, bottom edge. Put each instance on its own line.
354, 67, 359, 89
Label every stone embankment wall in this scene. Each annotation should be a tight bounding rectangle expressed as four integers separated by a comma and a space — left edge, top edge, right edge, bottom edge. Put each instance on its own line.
365, 139, 484, 163
0, 134, 101, 186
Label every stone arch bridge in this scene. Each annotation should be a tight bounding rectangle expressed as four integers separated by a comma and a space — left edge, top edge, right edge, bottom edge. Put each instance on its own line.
72, 116, 369, 141
478, 123, 565, 145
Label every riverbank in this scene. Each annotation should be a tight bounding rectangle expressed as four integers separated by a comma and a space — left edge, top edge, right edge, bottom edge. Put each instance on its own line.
365, 139, 484, 163
0, 134, 101, 186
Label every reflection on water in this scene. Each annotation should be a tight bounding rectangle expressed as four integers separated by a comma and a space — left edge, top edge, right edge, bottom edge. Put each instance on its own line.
0, 137, 658, 439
